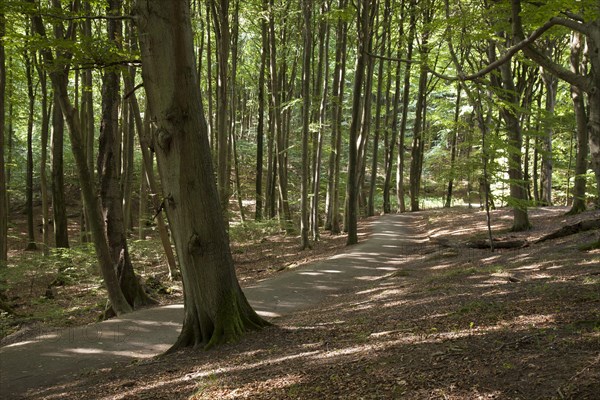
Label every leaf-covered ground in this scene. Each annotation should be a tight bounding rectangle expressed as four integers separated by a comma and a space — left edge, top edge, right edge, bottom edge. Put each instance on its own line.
4, 206, 600, 399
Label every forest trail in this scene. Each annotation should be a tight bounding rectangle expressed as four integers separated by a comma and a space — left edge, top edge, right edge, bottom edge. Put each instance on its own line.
0, 213, 426, 399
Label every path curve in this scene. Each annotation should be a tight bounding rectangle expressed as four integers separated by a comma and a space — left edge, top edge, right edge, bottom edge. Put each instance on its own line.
0, 213, 425, 398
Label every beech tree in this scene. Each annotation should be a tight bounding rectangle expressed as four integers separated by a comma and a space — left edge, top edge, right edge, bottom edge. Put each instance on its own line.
0, 9, 6, 266
136, 0, 268, 349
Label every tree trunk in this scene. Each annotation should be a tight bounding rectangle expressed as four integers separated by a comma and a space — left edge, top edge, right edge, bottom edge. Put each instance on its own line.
51, 89, 69, 248
29, 3, 133, 315
300, 0, 312, 249
499, 57, 531, 231
311, 1, 330, 241
396, 0, 416, 213
0, 11, 7, 266
211, 0, 231, 222
36, 63, 51, 255
368, 0, 391, 217
24, 50, 37, 251
409, 42, 429, 212
255, 4, 268, 221
97, 0, 153, 310
540, 44, 557, 206
568, 31, 588, 214
136, 0, 267, 350
325, 0, 348, 233
268, 0, 292, 232
346, 0, 374, 245
445, 84, 461, 208
129, 93, 179, 280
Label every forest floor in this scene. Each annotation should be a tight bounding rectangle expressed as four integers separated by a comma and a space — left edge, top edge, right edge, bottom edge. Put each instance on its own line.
2, 206, 600, 399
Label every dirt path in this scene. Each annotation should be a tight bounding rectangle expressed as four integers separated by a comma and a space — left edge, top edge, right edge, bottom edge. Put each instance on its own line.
0, 213, 426, 399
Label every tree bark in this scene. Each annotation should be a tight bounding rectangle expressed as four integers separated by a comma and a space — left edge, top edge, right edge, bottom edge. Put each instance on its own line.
51, 89, 69, 248
368, 0, 390, 217
346, 0, 374, 245
300, 0, 312, 249
255, 3, 268, 221
409, 40, 429, 212
136, 0, 268, 350
29, 1, 132, 315
568, 31, 588, 214
311, 1, 330, 241
396, 0, 416, 213
98, 0, 153, 310
540, 42, 557, 206
0, 11, 7, 266
499, 56, 531, 231
36, 62, 51, 255
445, 84, 461, 208
211, 0, 231, 223
324, 0, 348, 233
24, 50, 37, 251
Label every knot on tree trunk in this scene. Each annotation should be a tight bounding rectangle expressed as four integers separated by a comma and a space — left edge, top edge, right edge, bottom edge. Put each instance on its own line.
188, 233, 204, 256
156, 127, 172, 151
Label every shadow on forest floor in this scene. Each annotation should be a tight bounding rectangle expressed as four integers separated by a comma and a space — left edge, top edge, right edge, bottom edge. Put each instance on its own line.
12, 207, 600, 399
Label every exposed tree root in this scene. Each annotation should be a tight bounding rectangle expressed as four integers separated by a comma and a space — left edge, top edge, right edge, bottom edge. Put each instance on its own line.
534, 218, 600, 244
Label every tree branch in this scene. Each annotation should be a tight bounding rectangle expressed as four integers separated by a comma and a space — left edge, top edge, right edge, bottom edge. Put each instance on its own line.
365, 50, 419, 64
40, 13, 134, 21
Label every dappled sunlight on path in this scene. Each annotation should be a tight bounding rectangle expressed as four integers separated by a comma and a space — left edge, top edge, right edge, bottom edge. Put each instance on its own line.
0, 213, 428, 398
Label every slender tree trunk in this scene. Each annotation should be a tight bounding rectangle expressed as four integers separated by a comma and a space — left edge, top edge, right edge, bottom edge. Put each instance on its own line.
129, 93, 179, 280
24, 50, 37, 251
300, 0, 312, 249
211, 0, 231, 222
30, 4, 133, 315
205, 1, 214, 149
396, 0, 416, 213
137, 0, 268, 350
255, 5, 268, 221
409, 41, 429, 212
346, 0, 374, 245
98, 0, 153, 310
0, 11, 7, 266
368, 0, 390, 217
268, 0, 292, 232
499, 57, 531, 231
36, 63, 51, 255
311, 1, 330, 241
325, 0, 348, 233
568, 31, 588, 214
51, 89, 69, 248
540, 48, 557, 206
445, 84, 461, 208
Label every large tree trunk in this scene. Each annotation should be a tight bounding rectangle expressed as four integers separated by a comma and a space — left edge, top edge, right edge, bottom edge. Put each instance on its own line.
136, 0, 267, 350
0, 11, 7, 266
